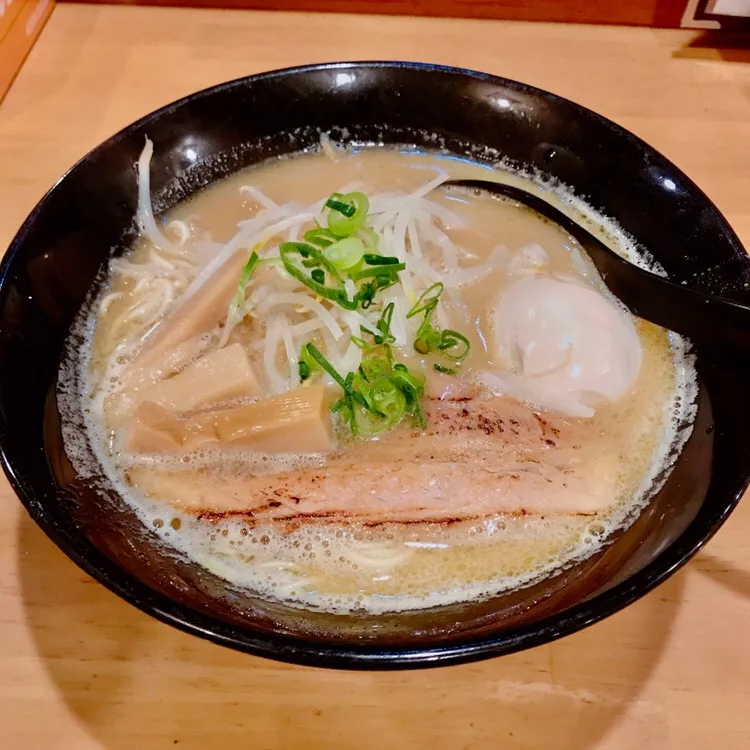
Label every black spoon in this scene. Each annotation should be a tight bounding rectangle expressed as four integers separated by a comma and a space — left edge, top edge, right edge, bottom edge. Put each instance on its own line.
445, 179, 750, 357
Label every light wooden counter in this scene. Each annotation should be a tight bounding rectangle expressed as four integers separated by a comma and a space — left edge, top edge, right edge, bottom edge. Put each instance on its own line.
1, 5, 750, 749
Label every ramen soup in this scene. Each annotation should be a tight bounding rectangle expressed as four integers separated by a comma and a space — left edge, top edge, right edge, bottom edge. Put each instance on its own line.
59, 139, 697, 615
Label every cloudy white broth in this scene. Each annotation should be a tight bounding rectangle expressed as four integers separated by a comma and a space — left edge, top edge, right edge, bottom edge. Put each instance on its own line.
59, 139, 697, 615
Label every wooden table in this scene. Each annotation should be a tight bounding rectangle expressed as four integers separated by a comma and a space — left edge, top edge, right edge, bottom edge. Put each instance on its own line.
1, 5, 750, 748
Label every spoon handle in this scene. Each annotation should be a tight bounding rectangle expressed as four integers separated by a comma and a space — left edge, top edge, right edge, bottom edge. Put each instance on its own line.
446, 179, 750, 358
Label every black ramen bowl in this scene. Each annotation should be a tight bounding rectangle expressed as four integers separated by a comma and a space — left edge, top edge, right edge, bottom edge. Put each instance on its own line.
2, 62, 749, 670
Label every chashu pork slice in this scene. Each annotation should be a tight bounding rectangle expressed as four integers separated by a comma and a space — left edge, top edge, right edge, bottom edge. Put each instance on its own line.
126, 396, 618, 522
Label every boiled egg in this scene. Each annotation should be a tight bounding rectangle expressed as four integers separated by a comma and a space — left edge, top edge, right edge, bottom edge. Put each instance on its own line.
482, 275, 642, 418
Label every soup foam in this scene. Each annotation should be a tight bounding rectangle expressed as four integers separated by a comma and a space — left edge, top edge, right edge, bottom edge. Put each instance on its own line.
57, 144, 698, 615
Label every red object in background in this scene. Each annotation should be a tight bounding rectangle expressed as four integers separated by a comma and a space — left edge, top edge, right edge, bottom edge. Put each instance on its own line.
58, 0, 689, 28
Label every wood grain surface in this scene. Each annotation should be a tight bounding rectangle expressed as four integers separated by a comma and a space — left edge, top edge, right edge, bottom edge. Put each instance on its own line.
1, 5, 750, 749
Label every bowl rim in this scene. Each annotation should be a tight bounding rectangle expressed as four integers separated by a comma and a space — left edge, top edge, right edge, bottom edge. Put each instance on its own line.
2, 60, 748, 670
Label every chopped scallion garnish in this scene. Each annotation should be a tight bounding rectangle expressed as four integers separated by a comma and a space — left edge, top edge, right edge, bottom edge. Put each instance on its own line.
324, 236, 366, 271
358, 378, 407, 433
230, 186, 442, 439
302, 343, 369, 409
407, 282, 444, 320
407, 282, 471, 373
280, 242, 357, 310
300, 332, 426, 438
432, 363, 457, 375
325, 191, 369, 238
390, 364, 426, 428
363, 254, 401, 266
303, 226, 337, 248
348, 263, 406, 281
299, 344, 319, 382
325, 196, 357, 218
374, 302, 396, 345
227, 250, 260, 322
350, 335, 372, 351
438, 329, 471, 362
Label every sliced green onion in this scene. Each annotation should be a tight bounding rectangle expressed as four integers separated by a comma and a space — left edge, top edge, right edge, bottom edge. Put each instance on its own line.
285, 242, 342, 280
414, 326, 442, 355
407, 282, 444, 319
391, 364, 425, 394
413, 339, 429, 355
406, 283, 471, 371
348, 263, 406, 281
433, 363, 457, 375
324, 236, 366, 271
357, 355, 392, 385
280, 243, 357, 310
326, 191, 369, 237
303, 226, 337, 248
325, 197, 357, 218
350, 335, 372, 351
411, 399, 427, 429
390, 365, 426, 429
350, 275, 398, 310
358, 379, 406, 433
303, 343, 369, 409
374, 302, 396, 345
363, 254, 401, 266
299, 344, 319, 382
227, 250, 259, 320
324, 343, 428, 438
311, 268, 325, 284
356, 282, 377, 310
344, 372, 358, 436
439, 329, 471, 363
